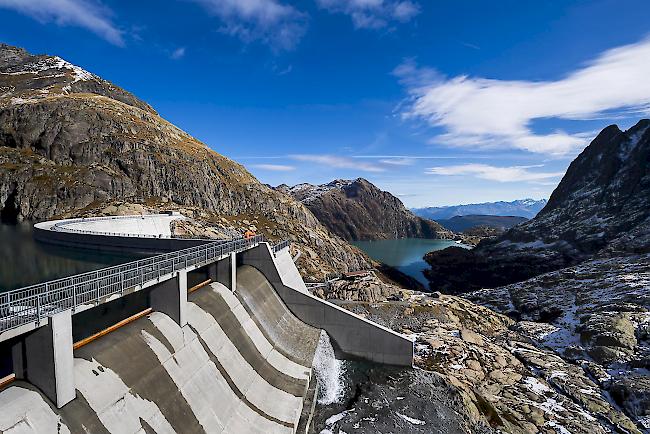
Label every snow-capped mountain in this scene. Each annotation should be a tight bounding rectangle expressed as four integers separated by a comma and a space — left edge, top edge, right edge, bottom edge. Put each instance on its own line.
412, 198, 547, 220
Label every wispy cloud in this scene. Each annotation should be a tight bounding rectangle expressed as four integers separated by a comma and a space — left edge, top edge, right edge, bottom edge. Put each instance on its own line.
0, 0, 124, 45
379, 157, 414, 165
170, 47, 186, 60
426, 164, 564, 183
396, 37, 650, 155
290, 154, 385, 172
189, 0, 307, 51
317, 0, 420, 29
250, 163, 295, 171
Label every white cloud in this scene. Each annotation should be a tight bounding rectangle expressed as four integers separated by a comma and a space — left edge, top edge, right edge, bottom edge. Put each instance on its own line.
290, 154, 385, 172
396, 37, 650, 155
317, 0, 419, 29
379, 157, 413, 165
0, 0, 124, 45
426, 163, 564, 183
250, 163, 295, 171
189, 0, 307, 50
170, 47, 186, 60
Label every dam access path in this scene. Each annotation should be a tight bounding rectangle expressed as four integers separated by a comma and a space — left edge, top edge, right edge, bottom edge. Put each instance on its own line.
0, 214, 414, 434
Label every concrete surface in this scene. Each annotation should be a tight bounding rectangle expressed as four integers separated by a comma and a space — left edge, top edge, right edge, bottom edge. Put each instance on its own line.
238, 244, 414, 366
50, 214, 185, 238
149, 270, 188, 327
12, 309, 75, 408
0, 268, 319, 433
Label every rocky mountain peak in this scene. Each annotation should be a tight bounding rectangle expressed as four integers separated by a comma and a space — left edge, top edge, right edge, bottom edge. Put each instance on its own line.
0, 44, 29, 68
277, 177, 452, 241
0, 43, 155, 113
424, 119, 650, 292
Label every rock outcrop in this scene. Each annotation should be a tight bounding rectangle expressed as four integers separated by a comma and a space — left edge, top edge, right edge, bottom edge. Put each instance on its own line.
0, 44, 370, 279
319, 291, 642, 433
467, 254, 650, 429
424, 120, 650, 293
276, 178, 452, 241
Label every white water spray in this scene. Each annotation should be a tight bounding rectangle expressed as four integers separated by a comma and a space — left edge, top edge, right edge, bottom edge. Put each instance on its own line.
313, 331, 346, 404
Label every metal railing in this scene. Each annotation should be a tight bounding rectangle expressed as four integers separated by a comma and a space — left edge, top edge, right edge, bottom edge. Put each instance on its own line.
272, 240, 291, 253
0, 235, 266, 334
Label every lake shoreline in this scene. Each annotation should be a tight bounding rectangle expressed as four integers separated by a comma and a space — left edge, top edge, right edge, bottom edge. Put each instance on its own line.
352, 238, 469, 287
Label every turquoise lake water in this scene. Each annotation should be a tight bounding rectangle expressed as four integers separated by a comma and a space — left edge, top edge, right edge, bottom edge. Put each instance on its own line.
352, 238, 463, 286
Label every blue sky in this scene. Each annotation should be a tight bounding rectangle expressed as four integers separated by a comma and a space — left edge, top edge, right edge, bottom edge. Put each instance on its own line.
1, 0, 649, 207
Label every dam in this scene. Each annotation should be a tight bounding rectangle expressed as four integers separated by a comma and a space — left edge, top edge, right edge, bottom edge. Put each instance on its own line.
0, 215, 414, 433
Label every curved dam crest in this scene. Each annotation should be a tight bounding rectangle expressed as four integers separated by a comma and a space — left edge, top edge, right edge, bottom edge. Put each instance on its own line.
0, 215, 414, 433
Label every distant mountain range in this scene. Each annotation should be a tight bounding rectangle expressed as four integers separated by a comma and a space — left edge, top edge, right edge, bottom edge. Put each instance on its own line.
435, 215, 528, 232
276, 178, 452, 241
412, 198, 547, 220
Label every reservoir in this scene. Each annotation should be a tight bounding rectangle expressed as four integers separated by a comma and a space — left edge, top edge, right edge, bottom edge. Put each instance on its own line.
0, 223, 144, 292
352, 238, 465, 287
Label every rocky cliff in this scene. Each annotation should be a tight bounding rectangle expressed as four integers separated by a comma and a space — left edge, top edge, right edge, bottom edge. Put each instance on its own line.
276, 178, 452, 241
424, 120, 650, 293
0, 44, 370, 279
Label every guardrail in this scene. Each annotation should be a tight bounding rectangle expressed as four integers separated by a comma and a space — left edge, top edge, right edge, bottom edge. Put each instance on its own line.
0, 235, 266, 334
272, 240, 291, 253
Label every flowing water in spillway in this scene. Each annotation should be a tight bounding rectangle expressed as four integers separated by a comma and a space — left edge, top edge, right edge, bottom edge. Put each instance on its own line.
313, 331, 346, 405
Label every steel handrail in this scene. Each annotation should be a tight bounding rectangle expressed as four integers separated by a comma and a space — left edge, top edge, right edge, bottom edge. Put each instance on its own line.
272, 240, 291, 253
0, 235, 269, 333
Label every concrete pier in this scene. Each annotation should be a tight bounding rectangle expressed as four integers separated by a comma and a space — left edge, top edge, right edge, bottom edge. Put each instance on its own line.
149, 270, 188, 327
11, 310, 75, 408
214, 252, 237, 291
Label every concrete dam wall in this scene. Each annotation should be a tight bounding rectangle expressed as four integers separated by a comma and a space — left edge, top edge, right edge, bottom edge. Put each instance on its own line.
0, 217, 413, 433
0, 274, 318, 433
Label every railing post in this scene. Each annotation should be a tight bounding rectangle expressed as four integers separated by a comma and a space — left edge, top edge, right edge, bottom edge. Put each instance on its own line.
95, 277, 100, 306
36, 286, 42, 325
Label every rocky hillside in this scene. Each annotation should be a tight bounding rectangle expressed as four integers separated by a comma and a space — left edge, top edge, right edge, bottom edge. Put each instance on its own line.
276, 178, 452, 241
0, 44, 370, 279
424, 120, 650, 292
466, 254, 650, 431
312, 287, 643, 433
413, 198, 546, 220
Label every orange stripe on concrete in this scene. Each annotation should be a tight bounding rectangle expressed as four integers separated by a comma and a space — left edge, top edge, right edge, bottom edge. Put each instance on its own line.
0, 373, 15, 389
74, 308, 153, 350
188, 279, 212, 294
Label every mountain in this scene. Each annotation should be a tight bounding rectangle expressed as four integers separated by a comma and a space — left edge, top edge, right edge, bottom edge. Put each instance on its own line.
0, 44, 370, 279
276, 178, 453, 241
413, 198, 547, 220
424, 120, 650, 293
435, 214, 528, 232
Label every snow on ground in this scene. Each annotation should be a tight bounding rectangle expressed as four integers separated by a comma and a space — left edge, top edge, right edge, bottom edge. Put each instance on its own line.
396, 412, 426, 425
